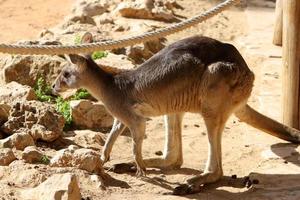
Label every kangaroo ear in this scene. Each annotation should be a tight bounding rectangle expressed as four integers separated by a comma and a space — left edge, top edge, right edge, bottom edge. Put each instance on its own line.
81, 32, 93, 44
65, 54, 86, 65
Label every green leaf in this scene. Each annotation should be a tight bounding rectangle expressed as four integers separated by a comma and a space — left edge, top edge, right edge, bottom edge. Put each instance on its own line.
91, 51, 108, 60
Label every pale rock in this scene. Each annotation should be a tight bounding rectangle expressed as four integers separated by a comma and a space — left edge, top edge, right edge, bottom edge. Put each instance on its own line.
50, 148, 103, 174
0, 148, 17, 166
70, 100, 113, 130
0, 132, 35, 150
0, 82, 37, 106
66, 14, 96, 25
95, 12, 114, 25
22, 173, 81, 200
22, 146, 44, 163
95, 52, 135, 70
68, 144, 80, 152
2, 55, 66, 87
2, 101, 65, 142
125, 38, 166, 64
72, 0, 108, 17
73, 130, 105, 149
115, 0, 180, 22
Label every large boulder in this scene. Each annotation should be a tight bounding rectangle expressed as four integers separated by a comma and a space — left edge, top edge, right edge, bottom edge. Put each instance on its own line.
0, 148, 17, 166
50, 148, 104, 174
0, 82, 37, 106
22, 173, 81, 200
70, 100, 113, 130
115, 0, 181, 22
2, 55, 66, 87
1, 101, 65, 142
0, 132, 35, 150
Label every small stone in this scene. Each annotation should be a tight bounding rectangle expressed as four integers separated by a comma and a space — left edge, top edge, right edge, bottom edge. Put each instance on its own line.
231, 174, 237, 179
0, 148, 17, 166
155, 150, 163, 156
194, 124, 200, 128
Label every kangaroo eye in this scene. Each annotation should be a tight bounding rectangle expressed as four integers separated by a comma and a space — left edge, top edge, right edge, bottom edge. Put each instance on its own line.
64, 72, 71, 78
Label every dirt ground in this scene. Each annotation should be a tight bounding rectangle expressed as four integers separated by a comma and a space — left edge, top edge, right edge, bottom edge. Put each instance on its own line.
1, 0, 300, 200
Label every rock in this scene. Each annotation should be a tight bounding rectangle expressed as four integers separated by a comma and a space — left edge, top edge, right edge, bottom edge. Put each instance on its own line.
125, 38, 166, 64
0, 103, 10, 125
2, 55, 66, 87
0, 132, 35, 150
72, 0, 108, 17
22, 173, 81, 200
95, 52, 135, 70
2, 101, 65, 142
115, 0, 180, 22
0, 148, 17, 166
50, 148, 104, 174
95, 12, 114, 25
0, 131, 5, 139
1, 160, 47, 187
70, 100, 113, 130
22, 146, 44, 163
72, 130, 105, 149
0, 82, 37, 106
67, 14, 96, 25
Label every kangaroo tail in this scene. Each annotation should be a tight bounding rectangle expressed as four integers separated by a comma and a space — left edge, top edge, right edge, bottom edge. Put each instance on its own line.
235, 104, 300, 143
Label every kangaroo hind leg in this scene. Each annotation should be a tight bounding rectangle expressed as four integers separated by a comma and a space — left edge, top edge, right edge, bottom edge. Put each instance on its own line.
174, 113, 228, 195
143, 113, 184, 169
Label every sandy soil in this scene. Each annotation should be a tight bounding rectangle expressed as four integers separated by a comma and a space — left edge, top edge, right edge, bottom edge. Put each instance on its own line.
0, 0, 73, 43
1, 0, 300, 200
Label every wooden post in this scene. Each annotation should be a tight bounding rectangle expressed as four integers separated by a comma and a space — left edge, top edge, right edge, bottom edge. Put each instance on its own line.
273, 0, 282, 46
282, 0, 300, 128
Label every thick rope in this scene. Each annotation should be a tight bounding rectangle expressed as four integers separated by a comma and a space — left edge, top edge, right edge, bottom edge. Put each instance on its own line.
0, 0, 240, 55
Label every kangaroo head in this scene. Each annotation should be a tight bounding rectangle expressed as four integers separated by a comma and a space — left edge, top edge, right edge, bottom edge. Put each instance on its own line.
52, 32, 94, 94
52, 54, 90, 94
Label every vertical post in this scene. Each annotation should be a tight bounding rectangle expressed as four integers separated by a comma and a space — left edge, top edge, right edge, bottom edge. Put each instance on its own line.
282, 0, 300, 128
273, 0, 282, 46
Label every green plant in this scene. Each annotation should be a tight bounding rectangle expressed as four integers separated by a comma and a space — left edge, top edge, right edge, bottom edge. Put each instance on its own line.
34, 79, 93, 130
72, 88, 91, 100
74, 34, 82, 45
34, 77, 54, 102
91, 51, 108, 60
40, 155, 50, 165
56, 97, 72, 129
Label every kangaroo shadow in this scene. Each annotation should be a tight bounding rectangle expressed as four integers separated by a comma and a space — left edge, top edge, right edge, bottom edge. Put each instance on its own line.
270, 142, 300, 167
138, 142, 300, 198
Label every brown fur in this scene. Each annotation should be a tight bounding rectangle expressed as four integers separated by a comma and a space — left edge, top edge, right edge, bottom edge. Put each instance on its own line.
52, 34, 300, 195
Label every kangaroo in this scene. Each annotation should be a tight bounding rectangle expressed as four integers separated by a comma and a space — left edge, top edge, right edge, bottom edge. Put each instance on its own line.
52, 33, 300, 195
